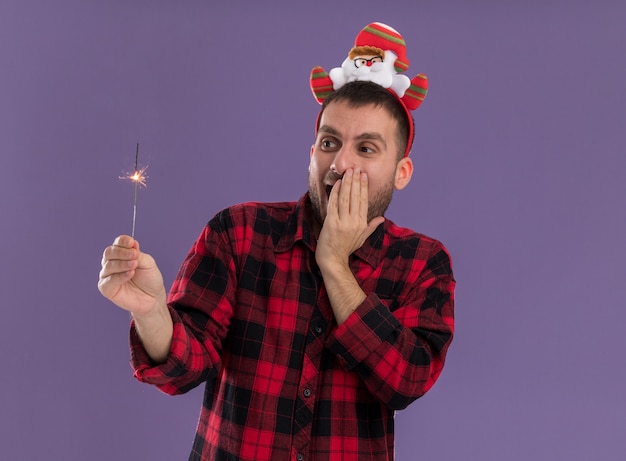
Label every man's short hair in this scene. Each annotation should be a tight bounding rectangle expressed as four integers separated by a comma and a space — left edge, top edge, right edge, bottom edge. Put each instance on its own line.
317, 81, 415, 160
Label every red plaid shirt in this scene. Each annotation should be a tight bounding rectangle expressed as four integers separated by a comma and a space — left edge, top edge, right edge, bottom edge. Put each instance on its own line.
131, 193, 455, 461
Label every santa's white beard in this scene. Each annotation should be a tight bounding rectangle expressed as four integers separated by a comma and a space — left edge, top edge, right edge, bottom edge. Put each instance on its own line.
342, 59, 394, 88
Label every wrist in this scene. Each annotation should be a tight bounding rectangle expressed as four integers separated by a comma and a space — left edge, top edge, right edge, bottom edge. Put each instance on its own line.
317, 252, 350, 274
131, 296, 173, 364
131, 292, 168, 323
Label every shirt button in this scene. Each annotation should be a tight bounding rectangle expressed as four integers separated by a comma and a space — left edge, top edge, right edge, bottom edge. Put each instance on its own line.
314, 325, 323, 335
297, 454, 304, 461
303, 388, 311, 398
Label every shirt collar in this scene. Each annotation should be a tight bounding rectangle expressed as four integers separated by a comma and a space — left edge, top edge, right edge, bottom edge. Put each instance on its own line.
274, 193, 385, 269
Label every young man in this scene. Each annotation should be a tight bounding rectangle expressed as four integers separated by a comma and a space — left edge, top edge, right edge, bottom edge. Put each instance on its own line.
99, 24, 454, 461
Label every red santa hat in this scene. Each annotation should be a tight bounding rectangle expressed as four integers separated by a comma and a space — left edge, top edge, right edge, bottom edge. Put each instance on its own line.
353, 22, 409, 73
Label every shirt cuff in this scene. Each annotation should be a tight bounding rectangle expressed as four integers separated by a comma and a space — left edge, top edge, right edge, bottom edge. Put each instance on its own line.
129, 306, 191, 386
325, 293, 401, 370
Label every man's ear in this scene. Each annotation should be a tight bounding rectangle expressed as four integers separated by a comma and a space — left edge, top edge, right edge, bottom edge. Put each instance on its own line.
394, 157, 413, 190
310, 145, 315, 158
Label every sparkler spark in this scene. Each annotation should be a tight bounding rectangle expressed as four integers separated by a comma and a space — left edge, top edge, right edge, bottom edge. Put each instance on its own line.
125, 165, 149, 187
120, 143, 149, 238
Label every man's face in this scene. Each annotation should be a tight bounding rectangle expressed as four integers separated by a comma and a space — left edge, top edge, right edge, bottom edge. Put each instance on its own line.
308, 100, 412, 226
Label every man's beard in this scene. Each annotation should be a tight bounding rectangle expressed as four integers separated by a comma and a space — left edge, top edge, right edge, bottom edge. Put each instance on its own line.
308, 172, 394, 226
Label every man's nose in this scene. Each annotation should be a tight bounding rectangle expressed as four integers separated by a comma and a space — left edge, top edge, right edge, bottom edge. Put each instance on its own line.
366, 61, 373, 67
330, 147, 354, 175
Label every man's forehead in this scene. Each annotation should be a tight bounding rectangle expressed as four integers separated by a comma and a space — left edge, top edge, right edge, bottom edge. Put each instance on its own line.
318, 101, 397, 139
323, 99, 386, 115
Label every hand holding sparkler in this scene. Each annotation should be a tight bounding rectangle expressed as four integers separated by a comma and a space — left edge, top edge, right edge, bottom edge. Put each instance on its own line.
98, 235, 172, 363
98, 235, 165, 315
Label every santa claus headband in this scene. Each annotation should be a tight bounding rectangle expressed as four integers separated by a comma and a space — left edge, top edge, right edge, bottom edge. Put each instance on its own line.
310, 22, 428, 158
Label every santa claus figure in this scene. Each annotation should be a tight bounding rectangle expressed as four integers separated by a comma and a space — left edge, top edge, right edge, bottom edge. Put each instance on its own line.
329, 45, 411, 98
310, 22, 428, 111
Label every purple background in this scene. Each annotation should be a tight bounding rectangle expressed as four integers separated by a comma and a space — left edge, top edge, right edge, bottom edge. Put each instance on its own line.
1, 1, 624, 459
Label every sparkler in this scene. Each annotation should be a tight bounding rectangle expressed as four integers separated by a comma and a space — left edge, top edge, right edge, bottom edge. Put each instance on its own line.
122, 143, 148, 238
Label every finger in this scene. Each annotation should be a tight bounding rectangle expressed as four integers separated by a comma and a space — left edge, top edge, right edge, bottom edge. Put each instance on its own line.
359, 171, 369, 222
338, 168, 353, 217
98, 268, 135, 287
367, 216, 385, 234
327, 179, 341, 218
113, 235, 137, 250
99, 258, 139, 280
348, 167, 365, 218
136, 250, 157, 271
102, 244, 138, 267
98, 269, 135, 298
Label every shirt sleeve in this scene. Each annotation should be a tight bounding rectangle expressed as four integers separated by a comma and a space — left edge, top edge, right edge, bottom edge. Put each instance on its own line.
130, 213, 238, 395
325, 241, 455, 410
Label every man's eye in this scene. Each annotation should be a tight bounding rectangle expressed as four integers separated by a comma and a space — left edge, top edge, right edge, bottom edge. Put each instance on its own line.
359, 146, 375, 154
322, 140, 337, 149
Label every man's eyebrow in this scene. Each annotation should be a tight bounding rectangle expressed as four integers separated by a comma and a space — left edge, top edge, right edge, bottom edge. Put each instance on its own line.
356, 132, 387, 149
318, 126, 387, 149
317, 125, 340, 136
